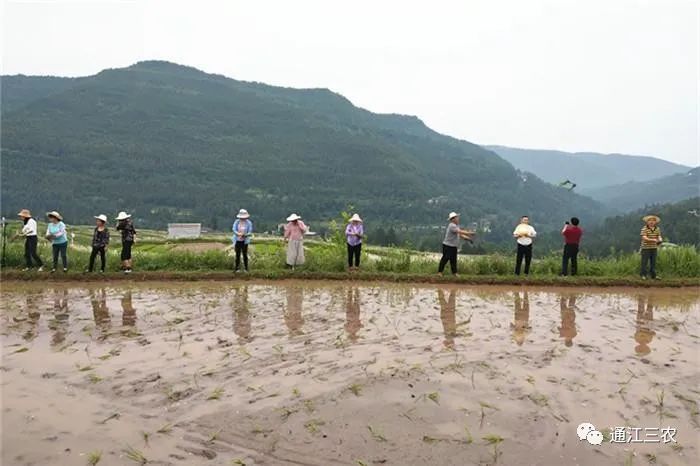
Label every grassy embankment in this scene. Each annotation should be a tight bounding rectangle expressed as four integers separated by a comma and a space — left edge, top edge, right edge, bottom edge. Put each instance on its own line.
1, 222, 699, 286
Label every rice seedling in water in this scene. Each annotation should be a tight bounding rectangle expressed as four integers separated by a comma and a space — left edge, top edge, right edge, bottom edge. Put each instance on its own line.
251, 426, 273, 435
12, 347, 29, 354
464, 425, 474, 444
303, 399, 315, 413
207, 428, 223, 443
231, 460, 247, 466
279, 406, 299, 420
304, 419, 325, 434
207, 387, 225, 400
367, 425, 387, 442
292, 387, 301, 398
644, 453, 657, 463
156, 423, 172, 434
87, 450, 102, 465
357, 461, 368, 466
123, 445, 148, 465
427, 392, 439, 404
141, 431, 150, 446
87, 373, 103, 384
347, 383, 362, 396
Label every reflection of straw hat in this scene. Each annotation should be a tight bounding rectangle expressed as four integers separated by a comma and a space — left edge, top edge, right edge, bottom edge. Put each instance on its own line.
350, 213, 362, 222
17, 209, 32, 218
46, 211, 63, 221
643, 215, 660, 223
448, 212, 459, 220
237, 209, 250, 219
116, 211, 131, 220
286, 213, 301, 221
94, 214, 108, 223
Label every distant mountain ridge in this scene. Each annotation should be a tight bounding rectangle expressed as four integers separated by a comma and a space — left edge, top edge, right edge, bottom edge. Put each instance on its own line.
583, 167, 700, 213
1, 61, 603, 237
486, 145, 690, 190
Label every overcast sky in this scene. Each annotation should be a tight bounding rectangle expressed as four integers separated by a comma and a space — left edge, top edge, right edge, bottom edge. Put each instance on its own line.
2, 0, 698, 166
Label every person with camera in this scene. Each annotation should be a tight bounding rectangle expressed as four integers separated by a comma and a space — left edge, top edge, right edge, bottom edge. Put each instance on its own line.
561, 217, 583, 276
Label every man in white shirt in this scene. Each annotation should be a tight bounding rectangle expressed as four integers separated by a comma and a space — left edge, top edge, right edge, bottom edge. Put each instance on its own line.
513, 215, 537, 276
17, 209, 44, 271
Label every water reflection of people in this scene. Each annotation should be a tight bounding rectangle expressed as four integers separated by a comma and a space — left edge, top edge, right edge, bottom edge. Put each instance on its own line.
559, 294, 578, 347
22, 292, 42, 342
90, 288, 111, 338
284, 286, 304, 336
232, 286, 251, 343
438, 288, 457, 349
49, 289, 69, 347
511, 291, 530, 346
635, 295, 655, 355
121, 291, 136, 328
344, 288, 362, 343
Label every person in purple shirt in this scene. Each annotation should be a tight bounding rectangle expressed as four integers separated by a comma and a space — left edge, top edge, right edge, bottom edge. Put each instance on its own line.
345, 214, 364, 271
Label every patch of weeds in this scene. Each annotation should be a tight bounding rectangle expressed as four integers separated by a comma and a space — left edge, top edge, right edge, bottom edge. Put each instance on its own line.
123, 445, 148, 465
348, 383, 362, 396
304, 419, 325, 434
367, 425, 387, 442
87, 450, 102, 465
207, 387, 225, 400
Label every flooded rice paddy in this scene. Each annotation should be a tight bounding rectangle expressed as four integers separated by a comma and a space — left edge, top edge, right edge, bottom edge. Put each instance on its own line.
1, 281, 698, 466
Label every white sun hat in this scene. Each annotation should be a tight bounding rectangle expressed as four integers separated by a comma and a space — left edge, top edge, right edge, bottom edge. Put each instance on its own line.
286, 213, 301, 222
94, 214, 108, 223
46, 211, 63, 221
448, 212, 460, 220
236, 209, 250, 219
350, 213, 363, 222
116, 211, 131, 220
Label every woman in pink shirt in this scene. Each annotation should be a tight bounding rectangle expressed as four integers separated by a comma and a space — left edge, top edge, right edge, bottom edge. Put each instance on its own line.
284, 213, 308, 267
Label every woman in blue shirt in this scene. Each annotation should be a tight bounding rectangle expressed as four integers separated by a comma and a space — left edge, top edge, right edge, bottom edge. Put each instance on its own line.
45, 211, 68, 273
232, 209, 253, 272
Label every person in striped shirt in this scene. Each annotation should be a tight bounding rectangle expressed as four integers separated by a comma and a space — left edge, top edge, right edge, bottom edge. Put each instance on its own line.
640, 215, 663, 280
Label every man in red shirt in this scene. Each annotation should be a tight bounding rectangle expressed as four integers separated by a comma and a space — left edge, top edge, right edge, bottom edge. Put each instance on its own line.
561, 217, 583, 276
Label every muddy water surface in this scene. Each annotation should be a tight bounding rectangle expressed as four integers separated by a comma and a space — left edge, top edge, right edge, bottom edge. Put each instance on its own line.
1, 282, 698, 466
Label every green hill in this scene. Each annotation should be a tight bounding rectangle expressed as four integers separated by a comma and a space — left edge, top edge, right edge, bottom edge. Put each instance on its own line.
574, 197, 700, 256
1, 61, 603, 236
486, 145, 690, 191
582, 167, 699, 212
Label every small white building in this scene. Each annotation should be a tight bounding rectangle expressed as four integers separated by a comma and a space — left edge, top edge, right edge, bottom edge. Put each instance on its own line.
167, 223, 202, 239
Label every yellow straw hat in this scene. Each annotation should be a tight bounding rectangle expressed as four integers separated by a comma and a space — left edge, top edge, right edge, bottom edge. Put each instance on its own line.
642, 215, 660, 223
17, 209, 32, 218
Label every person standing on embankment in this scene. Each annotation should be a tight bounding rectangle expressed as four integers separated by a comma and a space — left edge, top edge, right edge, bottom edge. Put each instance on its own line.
16, 209, 43, 272
116, 211, 136, 274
